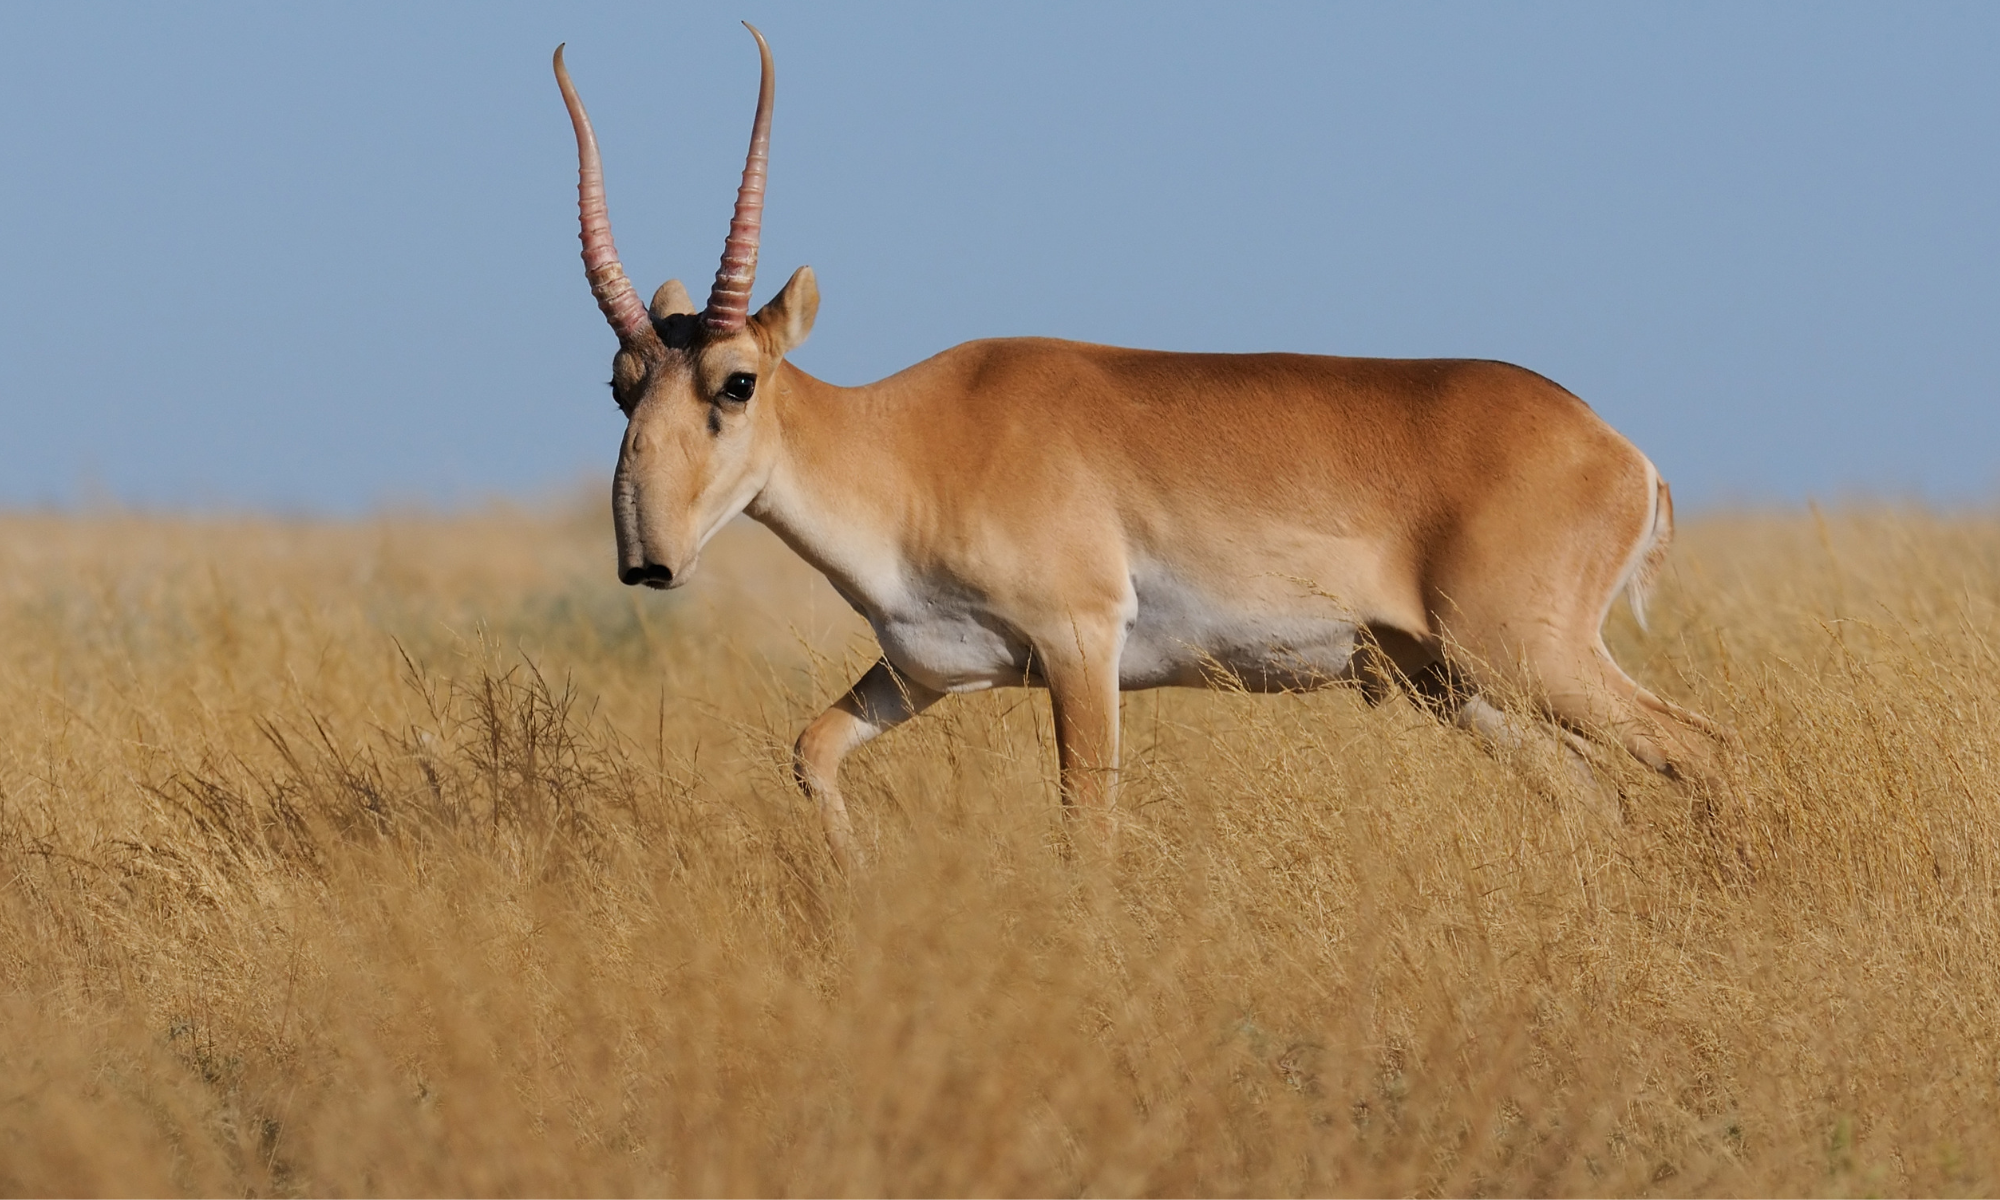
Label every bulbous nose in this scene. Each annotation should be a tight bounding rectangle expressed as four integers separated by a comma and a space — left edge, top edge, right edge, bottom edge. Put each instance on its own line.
620, 561, 674, 589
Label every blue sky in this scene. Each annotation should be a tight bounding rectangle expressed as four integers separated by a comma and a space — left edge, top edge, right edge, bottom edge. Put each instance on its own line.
2, 3, 1995, 512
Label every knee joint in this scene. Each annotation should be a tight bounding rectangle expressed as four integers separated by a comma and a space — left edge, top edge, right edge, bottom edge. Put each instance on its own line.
792, 720, 850, 795
791, 730, 826, 795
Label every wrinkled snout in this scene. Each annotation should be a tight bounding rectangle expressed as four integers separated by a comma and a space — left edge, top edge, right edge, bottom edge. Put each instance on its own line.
615, 542, 698, 590
612, 467, 699, 590
614, 520, 697, 590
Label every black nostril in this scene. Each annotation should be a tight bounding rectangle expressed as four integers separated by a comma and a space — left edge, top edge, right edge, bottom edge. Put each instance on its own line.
621, 562, 674, 588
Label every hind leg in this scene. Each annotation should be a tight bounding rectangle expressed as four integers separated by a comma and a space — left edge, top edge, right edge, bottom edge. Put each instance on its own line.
1350, 628, 1613, 816
1512, 639, 1729, 790
1509, 637, 1755, 875
1404, 659, 1624, 822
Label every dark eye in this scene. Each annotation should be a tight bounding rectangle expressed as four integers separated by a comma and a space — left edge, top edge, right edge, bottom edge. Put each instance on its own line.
721, 372, 756, 403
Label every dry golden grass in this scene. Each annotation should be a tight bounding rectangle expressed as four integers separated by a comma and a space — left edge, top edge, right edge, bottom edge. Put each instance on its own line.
3, 500, 2000, 1196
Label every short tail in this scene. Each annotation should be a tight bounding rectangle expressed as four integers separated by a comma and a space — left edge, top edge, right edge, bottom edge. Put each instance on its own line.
1621, 472, 1674, 633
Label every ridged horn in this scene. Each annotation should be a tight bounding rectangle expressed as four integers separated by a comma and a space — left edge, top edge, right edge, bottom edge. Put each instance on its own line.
553, 44, 655, 346
702, 23, 775, 335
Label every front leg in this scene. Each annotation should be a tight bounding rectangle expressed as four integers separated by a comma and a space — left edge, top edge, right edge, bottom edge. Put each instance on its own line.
793, 658, 944, 871
1034, 616, 1127, 852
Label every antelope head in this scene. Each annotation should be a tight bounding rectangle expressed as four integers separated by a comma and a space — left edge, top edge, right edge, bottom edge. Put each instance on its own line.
556, 26, 817, 589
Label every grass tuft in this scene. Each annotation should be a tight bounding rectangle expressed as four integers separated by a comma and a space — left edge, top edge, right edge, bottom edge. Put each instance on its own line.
2, 504, 1998, 1195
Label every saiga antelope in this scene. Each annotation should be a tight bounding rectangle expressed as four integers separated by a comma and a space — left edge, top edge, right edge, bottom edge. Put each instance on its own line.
554, 27, 1730, 868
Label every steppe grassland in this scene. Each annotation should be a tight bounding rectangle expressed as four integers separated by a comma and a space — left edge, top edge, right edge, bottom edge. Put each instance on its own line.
2, 502, 1999, 1196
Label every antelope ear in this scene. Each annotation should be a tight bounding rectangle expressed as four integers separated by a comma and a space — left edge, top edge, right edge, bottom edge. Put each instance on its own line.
649, 279, 696, 320
752, 266, 819, 356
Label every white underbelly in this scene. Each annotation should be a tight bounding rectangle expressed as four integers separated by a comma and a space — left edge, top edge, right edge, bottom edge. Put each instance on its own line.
862, 569, 1362, 696
1120, 570, 1360, 692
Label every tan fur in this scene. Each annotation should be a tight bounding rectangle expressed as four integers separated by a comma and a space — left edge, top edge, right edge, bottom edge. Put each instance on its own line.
605, 274, 1729, 868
